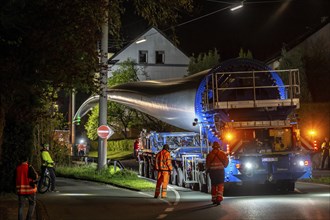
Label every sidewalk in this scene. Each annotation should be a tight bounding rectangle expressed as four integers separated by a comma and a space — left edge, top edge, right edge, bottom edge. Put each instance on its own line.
0, 193, 18, 220
0, 193, 41, 220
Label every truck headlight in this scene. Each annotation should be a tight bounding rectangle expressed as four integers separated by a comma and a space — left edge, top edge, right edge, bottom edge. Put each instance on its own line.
245, 162, 253, 169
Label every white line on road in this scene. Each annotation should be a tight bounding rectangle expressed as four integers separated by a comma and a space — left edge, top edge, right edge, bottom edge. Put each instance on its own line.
168, 185, 180, 206
165, 207, 174, 212
156, 214, 167, 219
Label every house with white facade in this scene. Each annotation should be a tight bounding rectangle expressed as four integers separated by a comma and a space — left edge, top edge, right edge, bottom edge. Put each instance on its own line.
109, 27, 190, 80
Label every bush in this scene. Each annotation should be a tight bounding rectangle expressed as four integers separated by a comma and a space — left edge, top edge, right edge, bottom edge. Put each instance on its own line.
90, 139, 134, 152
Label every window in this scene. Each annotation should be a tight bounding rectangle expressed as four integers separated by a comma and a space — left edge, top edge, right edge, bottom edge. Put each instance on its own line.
155, 51, 165, 64
139, 50, 148, 64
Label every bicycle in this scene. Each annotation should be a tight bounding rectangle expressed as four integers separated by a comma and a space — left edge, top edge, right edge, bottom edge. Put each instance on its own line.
38, 167, 51, 194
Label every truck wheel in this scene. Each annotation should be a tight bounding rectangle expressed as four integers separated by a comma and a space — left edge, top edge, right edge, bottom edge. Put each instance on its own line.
177, 168, 184, 187
285, 181, 295, 192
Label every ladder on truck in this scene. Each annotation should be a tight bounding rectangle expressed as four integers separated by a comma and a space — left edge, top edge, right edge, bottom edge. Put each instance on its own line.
182, 154, 200, 184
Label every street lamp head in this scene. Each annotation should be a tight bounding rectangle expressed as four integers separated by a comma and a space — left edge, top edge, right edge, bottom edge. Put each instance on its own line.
136, 37, 146, 44
230, 1, 244, 11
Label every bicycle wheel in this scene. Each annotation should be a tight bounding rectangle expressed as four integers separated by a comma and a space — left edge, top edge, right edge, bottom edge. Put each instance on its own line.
38, 175, 51, 194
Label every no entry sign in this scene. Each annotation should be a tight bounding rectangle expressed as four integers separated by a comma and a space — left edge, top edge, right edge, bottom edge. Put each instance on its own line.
97, 125, 114, 139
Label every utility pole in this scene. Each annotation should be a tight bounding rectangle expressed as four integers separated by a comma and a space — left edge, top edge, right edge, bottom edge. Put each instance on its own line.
69, 89, 76, 156
98, 1, 109, 171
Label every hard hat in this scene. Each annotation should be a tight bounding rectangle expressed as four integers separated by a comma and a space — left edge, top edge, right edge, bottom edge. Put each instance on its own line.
212, 142, 220, 149
42, 143, 49, 149
163, 144, 170, 150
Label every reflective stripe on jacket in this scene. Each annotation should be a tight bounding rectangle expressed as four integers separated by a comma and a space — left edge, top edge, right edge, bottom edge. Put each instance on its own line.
41, 150, 54, 167
206, 148, 229, 170
155, 149, 173, 171
16, 163, 37, 195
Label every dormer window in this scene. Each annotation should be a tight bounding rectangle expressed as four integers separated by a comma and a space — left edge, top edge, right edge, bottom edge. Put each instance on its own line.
155, 51, 165, 64
139, 50, 148, 64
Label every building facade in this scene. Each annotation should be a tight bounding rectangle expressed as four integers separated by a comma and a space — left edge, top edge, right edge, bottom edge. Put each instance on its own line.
109, 27, 190, 80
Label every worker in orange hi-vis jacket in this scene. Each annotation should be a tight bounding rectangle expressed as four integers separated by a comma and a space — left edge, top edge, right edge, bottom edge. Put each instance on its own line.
206, 142, 229, 205
154, 144, 173, 198
16, 156, 38, 220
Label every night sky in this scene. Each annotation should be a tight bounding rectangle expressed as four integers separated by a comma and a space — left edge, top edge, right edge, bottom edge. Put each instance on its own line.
70, 0, 329, 138
120, 0, 330, 61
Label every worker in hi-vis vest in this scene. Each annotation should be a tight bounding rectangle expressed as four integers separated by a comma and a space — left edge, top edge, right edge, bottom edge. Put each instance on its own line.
206, 142, 229, 205
154, 144, 173, 198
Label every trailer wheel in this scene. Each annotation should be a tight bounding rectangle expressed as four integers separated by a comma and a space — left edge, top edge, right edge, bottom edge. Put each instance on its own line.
192, 183, 199, 191
206, 173, 212, 194
143, 158, 149, 178
148, 164, 154, 179
170, 169, 177, 185
153, 170, 158, 180
199, 172, 207, 193
138, 161, 144, 176
177, 168, 184, 187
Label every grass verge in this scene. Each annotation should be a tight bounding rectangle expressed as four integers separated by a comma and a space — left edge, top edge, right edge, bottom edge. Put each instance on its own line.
87, 150, 133, 160
56, 163, 155, 191
299, 177, 330, 185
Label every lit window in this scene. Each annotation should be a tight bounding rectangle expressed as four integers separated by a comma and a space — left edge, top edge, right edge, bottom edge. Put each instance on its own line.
139, 50, 148, 64
155, 51, 165, 64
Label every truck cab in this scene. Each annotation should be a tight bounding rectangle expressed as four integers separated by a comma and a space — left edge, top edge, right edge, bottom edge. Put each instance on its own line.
220, 121, 312, 191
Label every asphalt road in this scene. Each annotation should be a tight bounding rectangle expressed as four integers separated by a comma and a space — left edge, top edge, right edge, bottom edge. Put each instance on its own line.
36, 177, 330, 220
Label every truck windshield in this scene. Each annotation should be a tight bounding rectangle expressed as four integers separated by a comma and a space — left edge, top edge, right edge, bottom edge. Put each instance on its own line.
236, 128, 293, 153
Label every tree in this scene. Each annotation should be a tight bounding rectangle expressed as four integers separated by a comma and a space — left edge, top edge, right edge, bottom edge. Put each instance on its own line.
0, 0, 194, 192
187, 48, 220, 75
303, 36, 330, 102
279, 34, 330, 103
279, 47, 312, 102
238, 48, 253, 59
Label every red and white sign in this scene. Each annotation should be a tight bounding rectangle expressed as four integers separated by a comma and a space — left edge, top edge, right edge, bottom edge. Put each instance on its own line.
97, 125, 114, 139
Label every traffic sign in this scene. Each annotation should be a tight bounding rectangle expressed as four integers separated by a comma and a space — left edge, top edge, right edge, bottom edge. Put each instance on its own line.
97, 125, 114, 139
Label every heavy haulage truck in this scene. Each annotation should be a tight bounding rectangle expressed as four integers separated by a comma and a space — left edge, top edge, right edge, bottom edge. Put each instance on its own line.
133, 58, 312, 192
75, 58, 313, 192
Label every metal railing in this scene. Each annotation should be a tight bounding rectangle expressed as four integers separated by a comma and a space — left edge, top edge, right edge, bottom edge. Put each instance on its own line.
204, 69, 300, 111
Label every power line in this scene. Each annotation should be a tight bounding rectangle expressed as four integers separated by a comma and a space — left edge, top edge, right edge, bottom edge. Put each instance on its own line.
120, 0, 295, 45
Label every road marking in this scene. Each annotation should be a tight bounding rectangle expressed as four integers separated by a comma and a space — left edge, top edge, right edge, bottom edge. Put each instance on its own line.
137, 192, 172, 205
165, 207, 174, 212
156, 214, 167, 219
295, 188, 302, 193
168, 185, 180, 206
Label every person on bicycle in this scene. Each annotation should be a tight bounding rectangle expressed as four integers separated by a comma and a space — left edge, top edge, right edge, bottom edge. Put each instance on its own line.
40, 143, 58, 192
